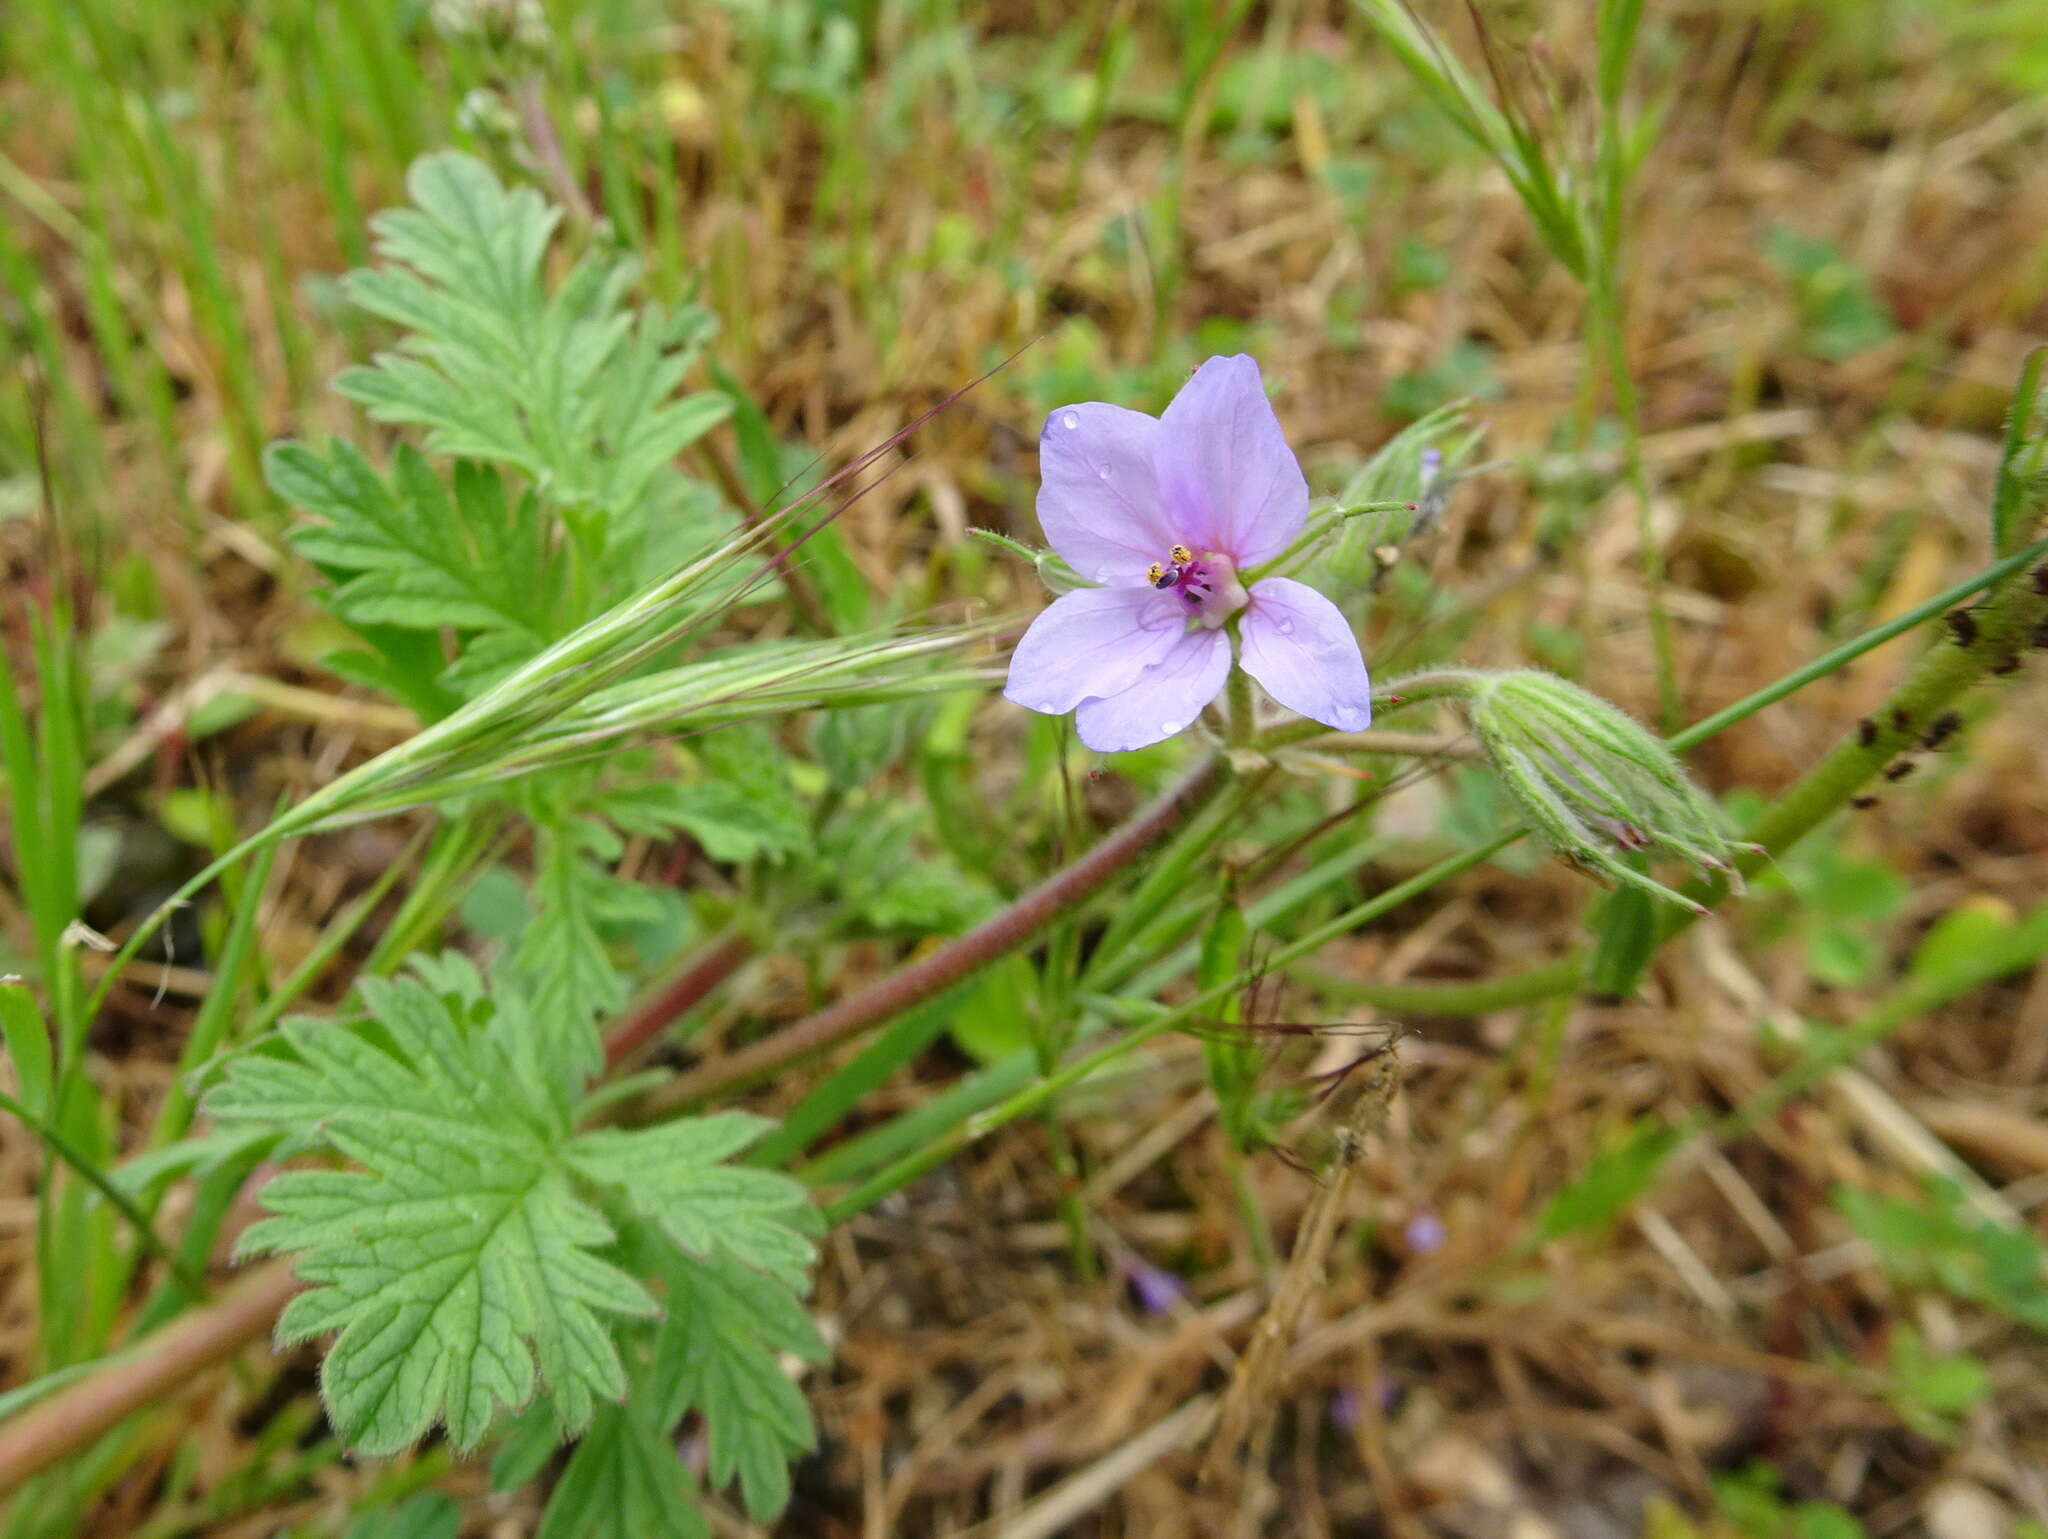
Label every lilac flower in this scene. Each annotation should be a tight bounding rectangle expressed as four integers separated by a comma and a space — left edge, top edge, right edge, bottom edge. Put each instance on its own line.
1003, 355, 1373, 753
1120, 1254, 1187, 1316
1403, 1209, 1446, 1256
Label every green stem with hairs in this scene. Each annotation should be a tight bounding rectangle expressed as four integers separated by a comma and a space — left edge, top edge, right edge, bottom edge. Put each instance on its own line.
1272, 533, 2048, 1015
1224, 647, 1257, 747
1242, 499, 1420, 583
824, 832, 1521, 1221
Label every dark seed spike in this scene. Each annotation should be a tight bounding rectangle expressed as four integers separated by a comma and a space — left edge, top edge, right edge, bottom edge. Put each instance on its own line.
1992, 654, 2023, 675
1851, 795, 1880, 809
1947, 609, 1979, 646
1922, 710, 1962, 750
2031, 563, 2048, 596
1889, 707, 1911, 733
1883, 760, 1917, 781
1855, 718, 1877, 748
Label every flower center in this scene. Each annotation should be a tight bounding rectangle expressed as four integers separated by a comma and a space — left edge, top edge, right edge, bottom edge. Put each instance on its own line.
1144, 544, 1245, 629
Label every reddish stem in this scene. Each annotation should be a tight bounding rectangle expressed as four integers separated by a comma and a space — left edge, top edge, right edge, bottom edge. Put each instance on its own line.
0, 757, 1220, 1490
601, 931, 755, 1068
661, 753, 1223, 1105
0, 1261, 300, 1492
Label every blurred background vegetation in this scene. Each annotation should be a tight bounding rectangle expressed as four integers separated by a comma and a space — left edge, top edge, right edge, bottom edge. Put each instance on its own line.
6, 0, 2048, 1534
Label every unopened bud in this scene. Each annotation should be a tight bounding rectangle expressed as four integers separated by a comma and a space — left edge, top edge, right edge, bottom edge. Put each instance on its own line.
431, 0, 551, 51
1466, 671, 1741, 910
455, 87, 519, 144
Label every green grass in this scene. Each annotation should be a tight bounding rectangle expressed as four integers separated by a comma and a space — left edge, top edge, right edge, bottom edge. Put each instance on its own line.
7, 0, 2048, 1532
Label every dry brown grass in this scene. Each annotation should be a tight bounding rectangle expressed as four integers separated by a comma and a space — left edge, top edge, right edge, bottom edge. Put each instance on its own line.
6, 1, 2048, 1534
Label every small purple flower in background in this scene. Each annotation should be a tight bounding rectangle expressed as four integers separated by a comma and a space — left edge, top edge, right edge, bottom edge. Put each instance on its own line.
1003, 355, 1374, 753
1328, 1385, 1363, 1432
1117, 1253, 1187, 1315
1403, 1208, 1446, 1256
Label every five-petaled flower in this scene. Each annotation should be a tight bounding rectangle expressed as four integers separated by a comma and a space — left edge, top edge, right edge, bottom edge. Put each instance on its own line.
1004, 355, 1373, 753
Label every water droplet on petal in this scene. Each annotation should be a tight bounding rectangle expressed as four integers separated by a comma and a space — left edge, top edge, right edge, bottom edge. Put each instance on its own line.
1097, 466, 1110, 479
1160, 720, 1181, 734
1278, 619, 1295, 634
1062, 412, 1079, 430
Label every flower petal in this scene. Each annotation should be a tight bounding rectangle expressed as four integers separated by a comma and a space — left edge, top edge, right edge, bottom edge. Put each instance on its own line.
1003, 586, 1189, 716
1073, 627, 1232, 753
1155, 355, 1308, 568
1239, 578, 1372, 732
1037, 403, 1179, 585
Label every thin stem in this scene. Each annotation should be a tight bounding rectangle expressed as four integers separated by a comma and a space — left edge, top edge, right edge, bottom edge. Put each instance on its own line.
1227, 1143, 1277, 1273
234, 826, 428, 1044
1665, 534, 2048, 752
661, 753, 1226, 1105
1225, 660, 1256, 747
693, 436, 835, 634
601, 931, 756, 1066
0, 1091, 206, 1300
1299, 956, 1584, 1015
824, 832, 1521, 1222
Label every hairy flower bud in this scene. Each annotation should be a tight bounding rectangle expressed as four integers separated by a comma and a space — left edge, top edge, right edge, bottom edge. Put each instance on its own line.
1461, 670, 1745, 912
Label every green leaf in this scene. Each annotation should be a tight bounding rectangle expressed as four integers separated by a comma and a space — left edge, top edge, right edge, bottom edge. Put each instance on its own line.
275, 439, 555, 687
567, 1113, 817, 1292
536, 1396, 710, 1539
343, 1493, 462, 1539
631, 725, 811, 864
338, 152, 728, 519
207, 963, 649, 1454
812, 699, 921, 789
0, 977, 54, 1117
1807, 924, 1881, 988
316, 633, 463, 723
1763, 224, 1897, 361
1800, 846, 1908, 922
1197, 897, 1262, 1150
625, 781, 809, 864
208, 956, 825, 1508
1790, 1504, 1867, 1539
1887, 1326, 1990, 1418
949, 953, 1037, 1065
1530, 1117, 1683, 1245
821, 800, 995, 934
650, 1241, 828, 1521
514, 819, 659, 1077
1834, 1179, 2048, 1330
1909, 898, 2020, 987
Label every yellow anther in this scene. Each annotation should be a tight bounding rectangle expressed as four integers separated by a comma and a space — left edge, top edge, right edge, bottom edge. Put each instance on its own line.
1146, 562, 1164, 584
1169, 544, 1193, 563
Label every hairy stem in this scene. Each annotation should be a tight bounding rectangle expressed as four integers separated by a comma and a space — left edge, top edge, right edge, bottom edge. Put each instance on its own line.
661, 753, 1226, 1105
601, 931, 756, 1065
823, 832, 1523, 1222
1308, 536, 2048, 1015
0, 1261, 300, 1493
